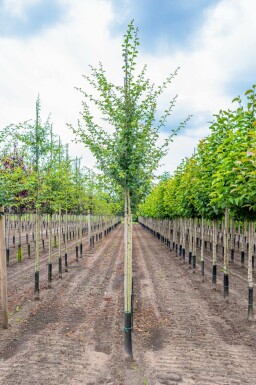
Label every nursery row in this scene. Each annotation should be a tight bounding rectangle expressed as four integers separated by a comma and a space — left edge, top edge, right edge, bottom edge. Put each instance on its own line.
139, 215, 255, 321
0, 211, 121, 329
4, 212, 118, 263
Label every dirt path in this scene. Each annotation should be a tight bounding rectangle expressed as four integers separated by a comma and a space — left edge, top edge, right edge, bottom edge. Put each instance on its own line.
0, 224, 256, 384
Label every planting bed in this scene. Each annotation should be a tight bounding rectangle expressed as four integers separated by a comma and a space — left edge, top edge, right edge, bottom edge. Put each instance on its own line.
0, 224, 256, 384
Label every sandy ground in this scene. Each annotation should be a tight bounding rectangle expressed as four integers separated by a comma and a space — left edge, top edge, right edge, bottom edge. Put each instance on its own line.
0, 224, 256, 385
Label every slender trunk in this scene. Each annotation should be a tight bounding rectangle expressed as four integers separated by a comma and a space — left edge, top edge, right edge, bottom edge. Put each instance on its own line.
65, 209, 68, 271
192, 218, 197, 270
17, 213, 23, 262
75, 213, 79, 261
188, 218, 193, 266
34, 208, 40, 300
80, 213, 83, 257
201, 217, 204, 278
0, 208, 8, 328
48, 214, 53, 288
182, 218, 186, 262
5, 208, 11, 266
88, 209, 91, 249
223, 208, 229, 297
212, 219, 217, 284
248, 221, 254, 321
241, 222, 245, 266
230, 217, 235, 262
173, 219, 177, 252
124, 188, 132, 357
58, 206, 62, 278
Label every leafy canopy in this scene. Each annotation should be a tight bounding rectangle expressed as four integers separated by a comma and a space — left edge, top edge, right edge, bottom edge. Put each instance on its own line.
71, 20, 189, 210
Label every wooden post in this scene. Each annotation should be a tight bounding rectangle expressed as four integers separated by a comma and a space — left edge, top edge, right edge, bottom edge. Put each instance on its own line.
0, 208, 8, 328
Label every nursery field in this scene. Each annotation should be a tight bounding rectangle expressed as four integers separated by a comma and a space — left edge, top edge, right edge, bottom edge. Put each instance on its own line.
1, 223, 256, 385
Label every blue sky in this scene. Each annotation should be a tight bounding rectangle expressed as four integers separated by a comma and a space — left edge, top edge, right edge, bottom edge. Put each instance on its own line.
0, 0, 67, 37
111, 0, 219, 51
0, 0, 256, 174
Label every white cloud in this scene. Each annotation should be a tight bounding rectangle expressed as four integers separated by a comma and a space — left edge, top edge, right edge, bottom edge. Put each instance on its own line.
2, 0, 40, 19
0, 0, 256, 176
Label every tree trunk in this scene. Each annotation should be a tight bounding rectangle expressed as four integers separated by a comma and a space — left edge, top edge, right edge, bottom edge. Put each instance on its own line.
0, 208, 8, 328
241, 222, 245, 266
248, 221, 254, 321
34, 208, 40, 300
223, 208, 229, 297
80, 213, 83, 257
192, 218, 197, 269
88, 209, 91, 249
17, 213, 23, 262
201, 217, 204, 278
65, 209, 68, 271
230, 217, 235, 262
6, 208, 11, 266
58, 207, 62, 278
48, 214, 53, 288
124, 188, 132, 357
188, 218, 193, 266
212, 219, 217, 284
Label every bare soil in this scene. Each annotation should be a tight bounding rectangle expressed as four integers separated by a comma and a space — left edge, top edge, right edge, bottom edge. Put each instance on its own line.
0, 224, 256, 385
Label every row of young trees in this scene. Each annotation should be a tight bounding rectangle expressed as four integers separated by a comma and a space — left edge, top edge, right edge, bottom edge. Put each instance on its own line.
0, 97, 122, 216
138, 86, 256, 320
0, 97, 122, 329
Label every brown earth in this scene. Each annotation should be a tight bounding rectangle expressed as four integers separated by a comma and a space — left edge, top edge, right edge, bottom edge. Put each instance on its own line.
0, 224, 256, 385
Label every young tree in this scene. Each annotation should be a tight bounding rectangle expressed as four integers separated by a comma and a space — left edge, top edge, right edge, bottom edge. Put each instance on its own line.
70, 21, 188, 356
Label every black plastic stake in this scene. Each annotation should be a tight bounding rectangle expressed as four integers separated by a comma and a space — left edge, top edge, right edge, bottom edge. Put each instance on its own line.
224, 273, 229, 297
248, 287, 253, 321
35, 271, 40, 300
59, 257, 62, 278
48, 263, 52, 287
124, 312, 132, 357
241, 251, 245, 266
212, 264, 217, 284
188, 251, 192, 266
64, 253, 68, 272
6, 249, 9, 266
